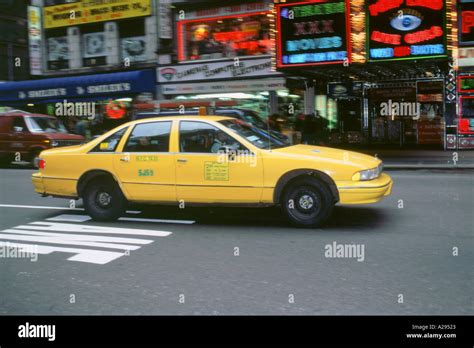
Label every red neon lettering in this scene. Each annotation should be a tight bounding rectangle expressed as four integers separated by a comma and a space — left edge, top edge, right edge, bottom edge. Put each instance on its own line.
371, 30, 401, 45
394, 46, 411, 57
404, 26, 443, 44
213, 31, 257, 42
406, 0, 443, 10
294, 21, 335, 36
462, 11, 474, 34
294, 22, 307, 36
309, 21, 320, 35
322, 20, 334, 34
369, 0, 403, 16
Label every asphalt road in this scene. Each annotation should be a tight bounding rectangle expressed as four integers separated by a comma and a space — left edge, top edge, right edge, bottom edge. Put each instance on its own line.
0, 168, 472, 315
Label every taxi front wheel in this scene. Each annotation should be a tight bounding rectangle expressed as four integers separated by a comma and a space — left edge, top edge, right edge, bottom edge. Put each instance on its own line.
281, 177, 334, 228
83, 178, 127, 222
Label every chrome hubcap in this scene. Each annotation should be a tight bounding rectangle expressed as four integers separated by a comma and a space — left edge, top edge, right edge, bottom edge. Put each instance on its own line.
299, 195, 314, 210
97, 192, 111, 207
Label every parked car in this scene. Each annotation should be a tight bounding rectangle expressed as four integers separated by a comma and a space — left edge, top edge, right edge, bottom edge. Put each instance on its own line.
134, 108, 290, 143
32, 116, 393, 227
0, 110, 85, 166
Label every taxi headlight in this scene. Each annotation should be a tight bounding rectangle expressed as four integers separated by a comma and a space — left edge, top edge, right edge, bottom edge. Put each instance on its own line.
358, 163, 383, 181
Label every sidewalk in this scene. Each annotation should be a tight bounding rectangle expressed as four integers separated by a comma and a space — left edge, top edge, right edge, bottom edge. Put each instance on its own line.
357, 149, 474, 169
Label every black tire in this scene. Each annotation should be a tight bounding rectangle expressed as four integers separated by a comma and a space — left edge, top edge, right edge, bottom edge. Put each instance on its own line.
281, 177, 334, 228
82, 177, 127, 221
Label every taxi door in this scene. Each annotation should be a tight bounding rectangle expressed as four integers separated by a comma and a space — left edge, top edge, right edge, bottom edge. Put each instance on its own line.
175, 120, 263, 204
113, 120, 176, 202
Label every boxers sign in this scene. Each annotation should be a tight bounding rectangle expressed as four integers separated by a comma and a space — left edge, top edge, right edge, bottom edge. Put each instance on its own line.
367, 0, 447, 61
276, 0, 351, 67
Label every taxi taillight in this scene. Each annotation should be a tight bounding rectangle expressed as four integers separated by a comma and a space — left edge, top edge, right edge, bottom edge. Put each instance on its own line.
38, 159, 46, 169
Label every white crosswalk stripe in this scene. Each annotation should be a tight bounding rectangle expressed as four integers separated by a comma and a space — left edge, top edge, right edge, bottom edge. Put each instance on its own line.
0, 219, 173, 265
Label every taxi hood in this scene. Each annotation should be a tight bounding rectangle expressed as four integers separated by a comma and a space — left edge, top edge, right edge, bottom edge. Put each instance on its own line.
269, 144, 381, 170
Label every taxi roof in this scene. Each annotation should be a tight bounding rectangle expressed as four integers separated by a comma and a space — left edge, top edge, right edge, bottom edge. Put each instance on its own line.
131, 115, 234, 124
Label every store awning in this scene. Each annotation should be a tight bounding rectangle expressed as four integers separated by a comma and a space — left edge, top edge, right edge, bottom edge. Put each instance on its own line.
0, 69, 155, 104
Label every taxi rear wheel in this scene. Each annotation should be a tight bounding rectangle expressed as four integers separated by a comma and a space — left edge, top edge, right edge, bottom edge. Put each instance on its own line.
83, 178, 127, 222
281, 177, 334, 228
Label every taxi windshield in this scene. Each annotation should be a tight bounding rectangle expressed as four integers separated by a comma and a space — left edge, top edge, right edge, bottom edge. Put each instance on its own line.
219, 119, 289, 150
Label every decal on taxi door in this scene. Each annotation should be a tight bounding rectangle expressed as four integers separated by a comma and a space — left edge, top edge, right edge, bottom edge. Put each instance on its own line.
204, 162, 229, 181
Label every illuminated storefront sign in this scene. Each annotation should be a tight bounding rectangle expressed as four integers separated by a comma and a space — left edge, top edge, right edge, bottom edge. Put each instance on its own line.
157, 57, 281, 83
458, 1, 474, 66
459, 0, 474, 45
161, 77, 286, 95
458, 75, 474, 93
28, 6, 43, 76
176, 2, 271, 62
276, 0, 351, 67
43, 0, 151, 29
367, 0, 447, 61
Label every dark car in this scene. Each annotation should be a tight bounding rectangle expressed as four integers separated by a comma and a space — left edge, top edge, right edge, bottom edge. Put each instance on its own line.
0, 110, 85, 166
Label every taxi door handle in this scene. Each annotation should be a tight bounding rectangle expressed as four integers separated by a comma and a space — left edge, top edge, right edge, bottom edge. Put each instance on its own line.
177, 159, 188, 163
120, 155, 130, 162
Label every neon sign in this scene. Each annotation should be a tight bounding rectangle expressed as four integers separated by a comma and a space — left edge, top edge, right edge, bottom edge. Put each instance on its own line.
276, 0, 351, 67
459, 1, 474, 45
367, 0, 447, 61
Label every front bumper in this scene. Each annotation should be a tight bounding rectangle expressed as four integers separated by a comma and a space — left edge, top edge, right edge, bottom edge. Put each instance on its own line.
337, 173, 393, 204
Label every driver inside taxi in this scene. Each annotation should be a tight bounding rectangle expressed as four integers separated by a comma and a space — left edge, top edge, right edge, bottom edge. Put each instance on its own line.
137, 136, 155, 151
210, 131, 239, 153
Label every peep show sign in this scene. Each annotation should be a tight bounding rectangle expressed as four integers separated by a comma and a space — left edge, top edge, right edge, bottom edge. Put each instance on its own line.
276, 0, 351, 68
367, 0, 447, 61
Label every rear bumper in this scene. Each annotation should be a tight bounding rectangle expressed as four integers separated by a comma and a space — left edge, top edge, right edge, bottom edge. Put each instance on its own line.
337, 173, 393, 204
32, 172, 78, 198
32, 172, 46, 195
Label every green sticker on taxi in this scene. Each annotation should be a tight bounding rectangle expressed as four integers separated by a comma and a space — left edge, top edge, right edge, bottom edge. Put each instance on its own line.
138, 169, 154, 177
136, 155, 158, 162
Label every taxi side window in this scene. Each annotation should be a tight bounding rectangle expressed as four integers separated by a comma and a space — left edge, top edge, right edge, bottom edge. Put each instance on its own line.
179, 121, 244, 154
91, 127, 127, 153
124, 121, 171, 153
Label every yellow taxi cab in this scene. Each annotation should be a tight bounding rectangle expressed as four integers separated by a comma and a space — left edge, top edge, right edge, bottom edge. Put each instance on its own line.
32, 116, 392, 227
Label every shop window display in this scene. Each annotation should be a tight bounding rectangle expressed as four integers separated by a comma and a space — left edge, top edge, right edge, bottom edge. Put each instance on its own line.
178, 13, 272, 61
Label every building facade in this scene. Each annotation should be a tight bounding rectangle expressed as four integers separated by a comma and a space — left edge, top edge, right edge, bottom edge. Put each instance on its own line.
273, 0, 473, 149
0, 0, 174, 126
156, 0, 304, 118
0, 0, 29, 81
